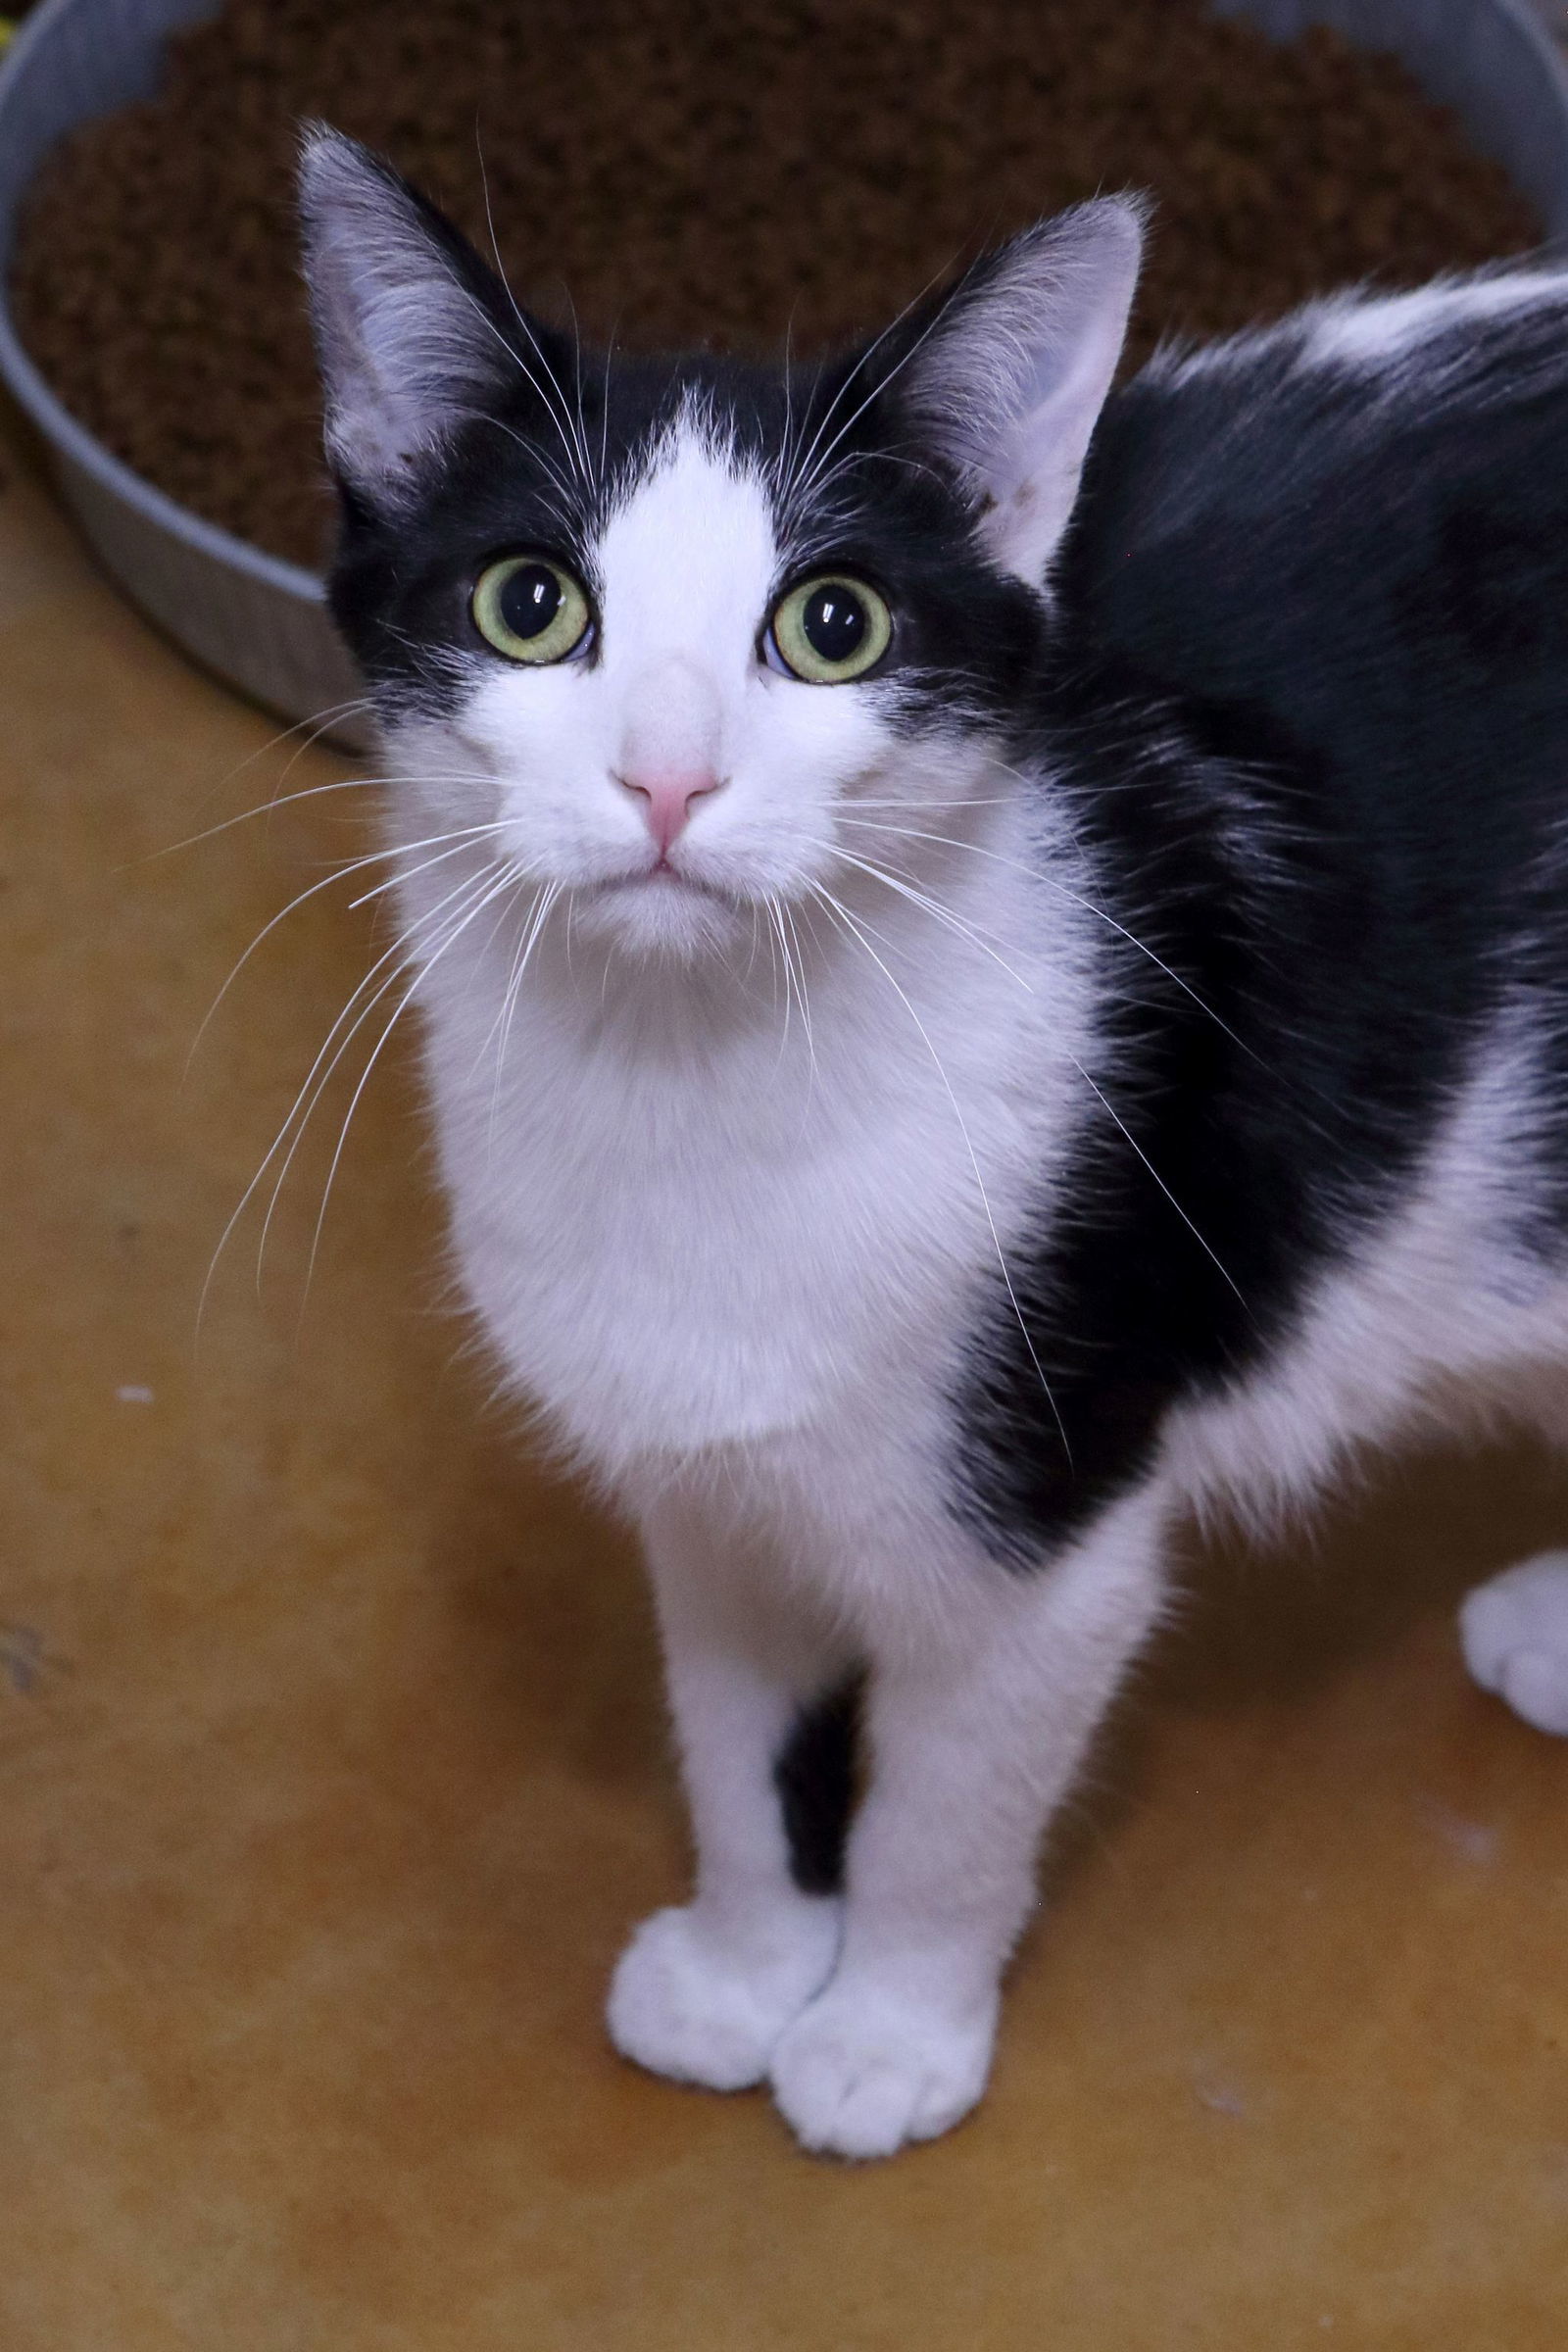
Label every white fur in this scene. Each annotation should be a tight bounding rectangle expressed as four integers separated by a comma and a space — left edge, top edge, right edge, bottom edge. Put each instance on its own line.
609, 1903, 844, 2090
1460, 1554, 1568, 1737
1301, 270, 1568, 368
1165, 1007, 1568, 1532
377, 425, 1568, 2161
1151, 267, 1568, 394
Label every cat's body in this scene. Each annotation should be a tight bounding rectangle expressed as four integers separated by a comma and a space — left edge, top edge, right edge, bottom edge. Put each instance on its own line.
300, 130, 1568, 2157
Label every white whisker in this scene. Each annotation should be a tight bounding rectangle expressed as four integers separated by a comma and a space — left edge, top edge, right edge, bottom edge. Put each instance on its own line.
485, 879, 563, 1141
807, 877, 1073, 1466
839, 807, 1265, 1073
812, 841, 1035, 995
475, 134, 595, 498
1063, 1050, 1247, 1306
172, 696, 377, 829
777, 259, 955, 525
152, 774, 385, 859
826, 815, 1246, 1300
302, 859, 527, 1300
185, 821, 507, 1077
200, 856, 510, 1321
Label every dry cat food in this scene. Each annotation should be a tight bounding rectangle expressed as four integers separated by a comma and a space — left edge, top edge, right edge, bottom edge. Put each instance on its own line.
10, 0, 1544, 569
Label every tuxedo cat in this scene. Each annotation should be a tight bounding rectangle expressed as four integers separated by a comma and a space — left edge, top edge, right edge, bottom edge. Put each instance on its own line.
297, 124, 1568, 2157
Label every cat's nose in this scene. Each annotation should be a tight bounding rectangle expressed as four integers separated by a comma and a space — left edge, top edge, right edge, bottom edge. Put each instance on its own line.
616, 768, 723, 857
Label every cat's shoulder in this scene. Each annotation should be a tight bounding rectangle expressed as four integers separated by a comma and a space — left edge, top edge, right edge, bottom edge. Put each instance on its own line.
1097, 260, 1568, 526
1061, 261, 1568, 795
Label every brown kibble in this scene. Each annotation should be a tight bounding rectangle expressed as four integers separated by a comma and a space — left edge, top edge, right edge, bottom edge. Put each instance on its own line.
7, 0, 1542, 571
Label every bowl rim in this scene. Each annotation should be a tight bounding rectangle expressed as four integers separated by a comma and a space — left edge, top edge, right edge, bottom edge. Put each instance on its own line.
0, 0, 326, 605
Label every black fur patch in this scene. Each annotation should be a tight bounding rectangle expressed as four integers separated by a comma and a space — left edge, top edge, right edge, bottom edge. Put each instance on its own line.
773, 1675, 863, 1896
953, 295, 1568, 1565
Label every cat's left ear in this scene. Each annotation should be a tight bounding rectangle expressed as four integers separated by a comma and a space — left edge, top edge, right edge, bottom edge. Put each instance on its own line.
893, 197, 1146, 586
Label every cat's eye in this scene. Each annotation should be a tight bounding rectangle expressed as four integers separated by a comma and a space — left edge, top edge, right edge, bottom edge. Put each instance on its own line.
471, 556, 594, 664
765, 574, 892, 684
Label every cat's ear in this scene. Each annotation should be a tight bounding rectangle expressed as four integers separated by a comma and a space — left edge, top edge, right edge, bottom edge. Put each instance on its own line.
298, 123, 516, 507
894, 198, 1146, 585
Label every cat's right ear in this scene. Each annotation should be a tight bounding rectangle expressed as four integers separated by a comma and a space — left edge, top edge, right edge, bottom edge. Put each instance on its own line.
298, 124, 514, 509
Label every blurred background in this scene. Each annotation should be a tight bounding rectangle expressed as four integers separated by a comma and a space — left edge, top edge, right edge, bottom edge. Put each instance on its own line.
2, 4, 1568, 2343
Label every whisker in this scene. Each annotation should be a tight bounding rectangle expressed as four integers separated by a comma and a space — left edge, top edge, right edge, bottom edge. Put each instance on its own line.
485, 878, 563, 1140
475, 132, 594, 496
258, 697, 379, 804
172, 695, 377, 827
741, 898, 766, 991
758, 890, 783, 1012
150, 774, 386, 860
302, 861, 527, 1301
345, 824, 510, 911
778, 257, 956, 523
845, 795, 1015, 812
257, 953, 425, 1292
1064, 1050, 1247, 1306
762, 893, 798, 1060
185, 821, 506, 1076
839, 808, 1267, 1073
811, 842, 1035, 995
806, 876, 1073, 1466
200, 858, 507, 1322
265, 858, 512, 1237
599, 314, 619, 495
828, 813, 1249, 1299
779, 892, 822, 1102
561, 284, 598, 495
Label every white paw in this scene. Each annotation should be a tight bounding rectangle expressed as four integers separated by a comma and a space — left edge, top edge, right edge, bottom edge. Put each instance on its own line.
769, 1982, 999, 2159
1459, 1553, 1568, 1737
608, 1898, 842, 2092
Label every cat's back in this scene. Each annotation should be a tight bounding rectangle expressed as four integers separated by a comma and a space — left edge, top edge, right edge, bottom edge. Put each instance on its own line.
1068, 267, 1568, 867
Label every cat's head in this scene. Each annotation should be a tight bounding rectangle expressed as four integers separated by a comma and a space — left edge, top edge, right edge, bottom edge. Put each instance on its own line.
299, 127, 1142, 962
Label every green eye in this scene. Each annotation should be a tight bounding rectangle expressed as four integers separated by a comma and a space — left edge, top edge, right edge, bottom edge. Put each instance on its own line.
767, 573, 892, 684
471, 555, 593, 664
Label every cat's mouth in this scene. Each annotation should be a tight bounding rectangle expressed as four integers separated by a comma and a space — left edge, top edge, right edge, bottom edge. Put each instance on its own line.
569, 853, 758, 959
594, 861, 737, 907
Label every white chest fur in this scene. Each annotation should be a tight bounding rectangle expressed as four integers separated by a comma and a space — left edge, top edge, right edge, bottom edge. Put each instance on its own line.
400, 810, 1095, 1477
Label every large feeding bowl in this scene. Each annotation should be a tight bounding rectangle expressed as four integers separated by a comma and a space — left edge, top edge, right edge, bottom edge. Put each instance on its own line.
3, 0, 1568, 750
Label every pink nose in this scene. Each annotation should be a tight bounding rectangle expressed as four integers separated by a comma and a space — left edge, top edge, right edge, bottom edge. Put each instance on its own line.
619, 768, 722, 857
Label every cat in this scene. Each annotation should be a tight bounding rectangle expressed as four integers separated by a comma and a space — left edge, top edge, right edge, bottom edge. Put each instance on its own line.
296, 122, 1568, 2159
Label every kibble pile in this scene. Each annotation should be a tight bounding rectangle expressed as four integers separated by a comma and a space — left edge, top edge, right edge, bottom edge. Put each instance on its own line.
9, 0, 1543, 569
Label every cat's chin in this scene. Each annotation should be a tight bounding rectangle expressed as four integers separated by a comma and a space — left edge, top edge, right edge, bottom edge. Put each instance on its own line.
571, 868, 753, 962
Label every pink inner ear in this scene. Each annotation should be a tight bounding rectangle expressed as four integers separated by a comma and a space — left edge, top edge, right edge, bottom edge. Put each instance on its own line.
902, 201, 1144, 588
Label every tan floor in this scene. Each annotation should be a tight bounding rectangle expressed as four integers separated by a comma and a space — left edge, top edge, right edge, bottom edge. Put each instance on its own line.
3, 404, 1567, 2351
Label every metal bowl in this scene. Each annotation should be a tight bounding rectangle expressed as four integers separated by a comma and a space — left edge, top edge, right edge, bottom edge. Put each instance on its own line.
2, 0, 1568, 747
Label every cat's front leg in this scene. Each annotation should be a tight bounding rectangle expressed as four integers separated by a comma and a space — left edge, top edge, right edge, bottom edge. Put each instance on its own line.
609, 1488, 854, 2092
769, 1483, 1169, 2159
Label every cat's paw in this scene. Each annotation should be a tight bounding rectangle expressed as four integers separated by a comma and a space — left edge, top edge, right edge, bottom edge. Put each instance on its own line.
608, 1898, 842, 2092
768, 1980, 999, 2159
1460, 1552, 1568, 1736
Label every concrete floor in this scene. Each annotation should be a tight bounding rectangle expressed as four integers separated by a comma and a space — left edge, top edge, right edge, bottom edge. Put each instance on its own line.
3, 406, 1568, 2348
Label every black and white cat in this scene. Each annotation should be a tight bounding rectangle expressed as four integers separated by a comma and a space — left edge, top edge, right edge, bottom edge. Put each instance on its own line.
298, 124, 1568, 2158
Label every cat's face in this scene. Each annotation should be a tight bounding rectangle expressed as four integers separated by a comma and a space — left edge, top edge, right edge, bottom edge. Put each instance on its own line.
331, 384, 1044, 960
301, 130, 1144, 964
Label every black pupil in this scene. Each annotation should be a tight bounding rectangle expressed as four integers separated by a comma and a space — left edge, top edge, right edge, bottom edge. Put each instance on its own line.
802, 584, 867, 665
498, 564, 563, 640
